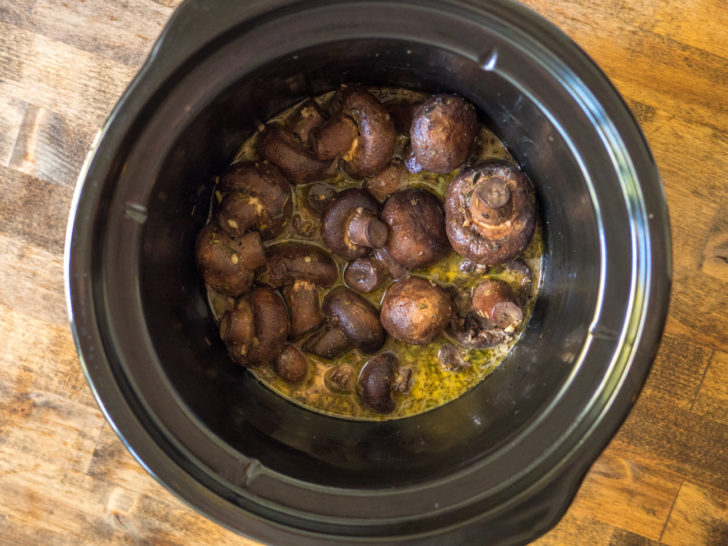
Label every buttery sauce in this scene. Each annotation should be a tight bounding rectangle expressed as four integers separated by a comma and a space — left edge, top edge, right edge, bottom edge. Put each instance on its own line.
207, 87, 543, 420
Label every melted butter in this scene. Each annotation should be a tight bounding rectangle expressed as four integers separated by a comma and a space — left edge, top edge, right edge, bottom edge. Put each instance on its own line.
207, 87, 543, 421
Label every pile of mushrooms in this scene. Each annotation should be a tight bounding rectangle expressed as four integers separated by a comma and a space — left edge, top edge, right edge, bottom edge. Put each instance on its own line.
195, 85, 538, 415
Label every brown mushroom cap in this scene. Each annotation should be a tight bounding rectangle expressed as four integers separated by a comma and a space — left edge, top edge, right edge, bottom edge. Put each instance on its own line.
223, 286, 290, 366
274, 344, 309, 383
358, 353, 398, 414
444, 162, 536, 265
303, 326, 352, 359
471, 279, 523, 329
410, 94, 480, 173
344, 257, 386, 293
334, 87, 397, 177
322, 286, 386, 353
381, 188, 449, 269
305, 183, 336, 216
282, 280, 323, 339
372, 247, 408, 280
216, 161, 293, 239
259, 125, 333, 185
321, 188, 388, 260
195, 224, 254, 296
449, 312, 509, 349
262, 243, 338, 288
380, 277, 453, 345
363, 161, 407, 202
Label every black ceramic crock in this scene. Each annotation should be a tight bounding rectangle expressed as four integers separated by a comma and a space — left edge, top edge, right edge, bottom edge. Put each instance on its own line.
64, 1, 671, 544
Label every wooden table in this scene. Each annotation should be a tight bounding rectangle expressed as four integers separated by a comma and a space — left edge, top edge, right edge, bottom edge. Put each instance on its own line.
1, 0, 726, 544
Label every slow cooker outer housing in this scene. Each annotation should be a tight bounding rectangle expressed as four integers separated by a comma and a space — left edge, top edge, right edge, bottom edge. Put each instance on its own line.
65, 0, 671, 544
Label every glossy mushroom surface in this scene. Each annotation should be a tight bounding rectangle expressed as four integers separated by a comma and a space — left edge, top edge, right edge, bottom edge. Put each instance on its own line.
313, 87, 396, 177
445, 162, 536, 265
472, 279, 524, 330
274, 344, 309, 383
344, 257, 386, 293
358, 353, 398, 414
322, 286, 386, 353
221, 286, 290, 366
262, 243, 338, 288
410, 94, 480, 173
380, 277, 453, 345
195, 224, 255, 296
321, 188, 388, 260
282, 280, 323, 339
381, 188, 449, 269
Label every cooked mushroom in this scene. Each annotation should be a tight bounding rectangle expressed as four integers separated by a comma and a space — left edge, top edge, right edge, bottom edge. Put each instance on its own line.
322, 286, 386, 353
303, 326, 352, 359
310, 115, 358, 161
358, 353, 398, 414
380, 188, 449, 269
444, 162, 536, 265
324, 363, 356, 393
380, 277, 453, 345
282, 280, 323, 339
274, 344, 308, 383
259, 124, 333, 185
363, 161, 407, 202
262, 243, 338, 288
344, 257, 386, 293
305, 183, 336, 216
195, 224, 256, 296
410, 94, 480, 173
321, 188, 388, 260
221, 285, 290, 366
403, 145, 423, 174
311, 87, 396, 177
216, 161, 293, 239
449, 312, 509, 349
471, 279, 524, 329
287, 99, 325, 143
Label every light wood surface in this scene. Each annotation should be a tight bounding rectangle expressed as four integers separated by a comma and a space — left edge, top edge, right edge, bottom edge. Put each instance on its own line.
1, 0, 726, 544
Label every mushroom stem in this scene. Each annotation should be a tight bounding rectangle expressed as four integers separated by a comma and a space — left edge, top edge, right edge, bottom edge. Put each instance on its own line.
347, 210, 389, 248
469, 177, 513, 227
471, 279, 523, 329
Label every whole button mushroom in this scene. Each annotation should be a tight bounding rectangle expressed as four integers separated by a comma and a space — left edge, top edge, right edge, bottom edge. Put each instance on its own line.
380, 277, 453, 345
261, 243, 338, 289
358, 353, 398, 414
471, 279, 524, 330
287, 99, 325, 144
305, 183, 336, 216
216, 161, 293, 239
220, 285, 290, 366
322, 286, 386, 354
410, 94, 480, 173
195, 224, 265, 297
274, 344, 309, 383
321, 188, 388, 260
303, 326, 352, 360
311, 87, 396, 177
344, 257, 386, 294
259, 124, 334, 185
445, 162, 536, 265
380, 188, 449, 270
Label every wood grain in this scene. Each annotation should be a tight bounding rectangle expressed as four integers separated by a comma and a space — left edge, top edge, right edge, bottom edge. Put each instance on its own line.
0, 0, 727, 544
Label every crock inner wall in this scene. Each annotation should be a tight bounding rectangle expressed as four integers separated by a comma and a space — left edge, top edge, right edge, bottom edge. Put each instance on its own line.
114, 38, 602, 489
